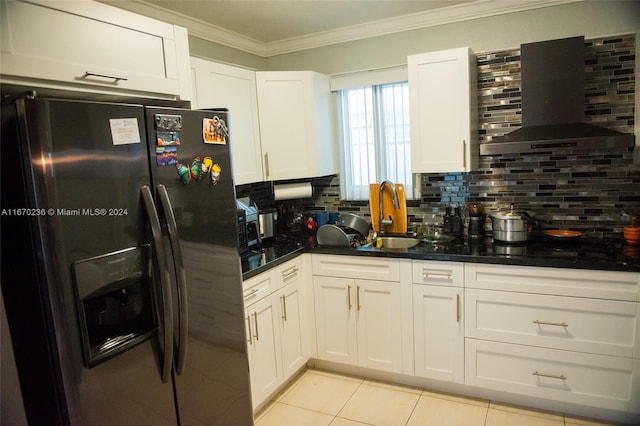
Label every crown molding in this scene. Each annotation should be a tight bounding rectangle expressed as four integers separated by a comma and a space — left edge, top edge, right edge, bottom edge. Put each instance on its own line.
266, 0, 583, 56
102, 0, 582, 58
99, 0, 269, 56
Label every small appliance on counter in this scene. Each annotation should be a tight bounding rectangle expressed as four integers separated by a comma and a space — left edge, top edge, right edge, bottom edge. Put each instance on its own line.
236, 209, 248, 253
277, 203, 291, 234
236, 197, 261, 250
467, 203, 486, 239
258, 209, 277, 241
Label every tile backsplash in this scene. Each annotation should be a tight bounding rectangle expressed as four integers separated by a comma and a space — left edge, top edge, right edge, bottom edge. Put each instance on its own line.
236, 34, 639, 236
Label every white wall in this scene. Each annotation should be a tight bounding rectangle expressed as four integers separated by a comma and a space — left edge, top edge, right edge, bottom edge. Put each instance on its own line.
264, 1, 640, 75
189, 35, 267, 70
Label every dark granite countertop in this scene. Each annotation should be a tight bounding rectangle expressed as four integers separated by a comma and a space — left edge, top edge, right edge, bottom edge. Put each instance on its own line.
241, 236, 306, 280
241, 232, 640, 280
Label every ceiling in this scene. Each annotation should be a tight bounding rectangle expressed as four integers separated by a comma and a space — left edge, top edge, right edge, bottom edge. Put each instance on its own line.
101, 0, 579, 56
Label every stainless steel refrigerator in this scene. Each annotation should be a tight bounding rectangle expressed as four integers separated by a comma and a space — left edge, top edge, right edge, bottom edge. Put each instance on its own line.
1, 93, 253, 425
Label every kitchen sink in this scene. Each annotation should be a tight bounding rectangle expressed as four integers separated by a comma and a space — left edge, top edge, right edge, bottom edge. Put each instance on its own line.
372, 236, 421, 249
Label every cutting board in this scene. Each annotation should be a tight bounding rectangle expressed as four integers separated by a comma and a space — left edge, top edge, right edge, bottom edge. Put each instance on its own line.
369, 183, 407, 233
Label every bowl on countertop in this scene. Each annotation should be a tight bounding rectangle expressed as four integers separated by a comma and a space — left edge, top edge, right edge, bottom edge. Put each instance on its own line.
624, 216, 639, 245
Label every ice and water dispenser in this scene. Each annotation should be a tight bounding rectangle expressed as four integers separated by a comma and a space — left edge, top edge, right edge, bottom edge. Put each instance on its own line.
72, 246, 156, 367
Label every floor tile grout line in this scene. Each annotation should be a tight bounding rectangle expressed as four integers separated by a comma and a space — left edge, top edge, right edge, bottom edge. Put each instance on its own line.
332, 374, 366, 423
404, 388, 425, 426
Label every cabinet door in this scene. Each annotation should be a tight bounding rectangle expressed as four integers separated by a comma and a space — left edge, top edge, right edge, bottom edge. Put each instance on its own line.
1, 1, 188, 99
256, 71, 311, 180
313, 276, 358, 365
278, 281, 309, 379
408, 47, 476, 173
190, 58, 264, 185
355, 280, 403, 373
256, 71, 336, 181
246, 295, 283, 408
413, 285, 464, 383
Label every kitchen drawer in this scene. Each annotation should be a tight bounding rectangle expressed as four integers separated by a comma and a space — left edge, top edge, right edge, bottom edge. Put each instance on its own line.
275, 256, 305, 290
312, 254, 400, 282
465, 339, 640, 413
243, 269, 276, 306
466, 289, 640, 358
465, 263, 640, 301
412, 260, 463, 287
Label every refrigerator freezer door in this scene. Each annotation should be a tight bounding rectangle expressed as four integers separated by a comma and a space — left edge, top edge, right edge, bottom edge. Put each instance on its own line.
1, 98, 178, 425
146, 107, 254, 424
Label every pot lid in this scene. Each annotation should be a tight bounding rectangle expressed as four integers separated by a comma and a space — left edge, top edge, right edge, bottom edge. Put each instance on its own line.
488, 209, 535, 220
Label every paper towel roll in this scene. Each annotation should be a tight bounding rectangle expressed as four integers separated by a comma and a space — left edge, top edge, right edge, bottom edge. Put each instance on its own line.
274, 182, 312, 200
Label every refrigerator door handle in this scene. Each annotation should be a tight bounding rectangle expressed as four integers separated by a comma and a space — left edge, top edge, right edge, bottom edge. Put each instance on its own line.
156, 184, 188, 375
140, 185, 174, 384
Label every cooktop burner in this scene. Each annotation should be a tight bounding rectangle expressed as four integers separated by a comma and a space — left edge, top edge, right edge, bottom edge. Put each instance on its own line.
488, 237, 634, 262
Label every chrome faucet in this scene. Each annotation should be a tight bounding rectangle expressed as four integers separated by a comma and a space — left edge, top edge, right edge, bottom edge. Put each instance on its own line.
379, 180, 399, 234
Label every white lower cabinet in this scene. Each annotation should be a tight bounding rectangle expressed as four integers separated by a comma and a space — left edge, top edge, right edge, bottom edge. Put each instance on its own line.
313, 276, 358, 366
246, 253, 640, 421
412, 261, 464, 383
243, 255, 311, 410
312, 255, 405, 373
465, 339, 640, 412
279, 278, 309, 379
313, 276, 403, 373
464, 263, 640, 415
245, 291, 282, 407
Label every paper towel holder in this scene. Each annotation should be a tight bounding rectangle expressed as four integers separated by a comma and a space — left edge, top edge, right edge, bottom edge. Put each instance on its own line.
273, 181, 313, 201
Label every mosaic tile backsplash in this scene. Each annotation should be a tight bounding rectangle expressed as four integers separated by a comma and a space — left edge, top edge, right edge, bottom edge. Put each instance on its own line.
237, 34, 639, 236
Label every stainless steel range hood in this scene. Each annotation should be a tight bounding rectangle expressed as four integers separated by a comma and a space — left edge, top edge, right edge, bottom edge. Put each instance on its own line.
480, 36, 635, 156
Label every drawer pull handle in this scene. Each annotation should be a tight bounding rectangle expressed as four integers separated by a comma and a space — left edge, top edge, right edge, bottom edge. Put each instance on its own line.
532, 371, 567, 380
244, 288, 259, 298
281, 266, 299, 279
347, 285, 352, 310
533, 320, 568, 327
83, 71, 128, 83
422, 270, 452, 279
356, 285, 361, 311
456, 294, 461, 322
281, 295, 287, 321
246, 315, 252, 345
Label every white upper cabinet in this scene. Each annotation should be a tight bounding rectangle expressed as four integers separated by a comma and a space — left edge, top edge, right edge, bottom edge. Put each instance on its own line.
190, 58, 264, 185
1, 0, 191, 100
256, 71, 337, 181
408, 47, 477, 173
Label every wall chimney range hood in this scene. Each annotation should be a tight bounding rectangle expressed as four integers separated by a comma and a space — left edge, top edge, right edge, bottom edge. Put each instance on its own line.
480, 36, 634, 156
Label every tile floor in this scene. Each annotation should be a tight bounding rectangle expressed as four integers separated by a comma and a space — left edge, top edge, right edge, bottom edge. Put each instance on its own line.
254, 368, 623, 426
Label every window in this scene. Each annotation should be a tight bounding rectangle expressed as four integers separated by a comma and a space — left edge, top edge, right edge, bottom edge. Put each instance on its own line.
337, 82, 412, 200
